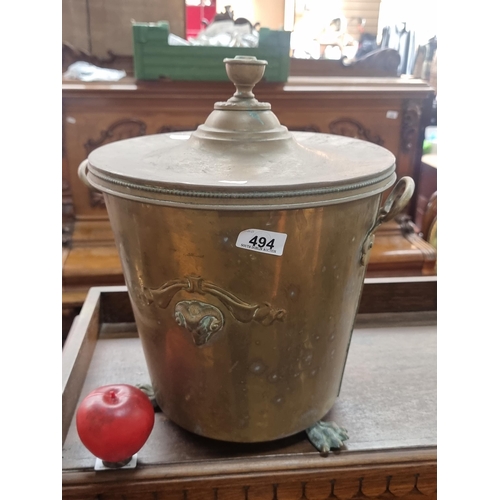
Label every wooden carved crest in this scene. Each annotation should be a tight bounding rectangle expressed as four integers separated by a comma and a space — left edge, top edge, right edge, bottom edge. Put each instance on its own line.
401, 100, 423, 152
84, 119, 147, 155
328, 118, 383, 145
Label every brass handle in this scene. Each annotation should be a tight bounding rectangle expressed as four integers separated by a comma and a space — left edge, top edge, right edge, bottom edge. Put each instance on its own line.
378, 176, 415, 223
360, 177, 415, 265
78, 159, 99, 191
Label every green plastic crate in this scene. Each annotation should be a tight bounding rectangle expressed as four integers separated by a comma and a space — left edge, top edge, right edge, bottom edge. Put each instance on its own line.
132, 21, 291, 82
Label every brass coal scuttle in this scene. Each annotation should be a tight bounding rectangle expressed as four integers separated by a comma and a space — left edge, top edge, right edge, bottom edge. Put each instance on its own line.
79, 56, 414, 452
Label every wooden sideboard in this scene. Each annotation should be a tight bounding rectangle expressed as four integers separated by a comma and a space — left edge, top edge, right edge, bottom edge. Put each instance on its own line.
62, 76, 437, 340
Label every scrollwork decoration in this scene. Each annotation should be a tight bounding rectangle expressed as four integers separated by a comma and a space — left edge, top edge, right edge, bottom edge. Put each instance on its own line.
401, 100, 422, 152
141, 275, 286, 327
329, 118, 383, 145
84, 119, 147, 154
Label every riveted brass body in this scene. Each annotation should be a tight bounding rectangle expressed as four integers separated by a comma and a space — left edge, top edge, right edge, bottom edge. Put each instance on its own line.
80, 56, 414, 442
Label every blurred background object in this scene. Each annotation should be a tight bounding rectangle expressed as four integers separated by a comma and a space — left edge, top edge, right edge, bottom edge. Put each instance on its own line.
62, 0, 437, 79
185, 0, 217, 39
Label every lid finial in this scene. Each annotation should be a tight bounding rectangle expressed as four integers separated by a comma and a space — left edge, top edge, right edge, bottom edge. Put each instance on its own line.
220, 56, 270, 109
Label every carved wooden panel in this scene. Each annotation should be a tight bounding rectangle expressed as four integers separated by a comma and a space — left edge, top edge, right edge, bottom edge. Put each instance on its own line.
84, 119, 147, 155
328, 118, 384, 145
62, 472, 437, 499
401, 100, 423, 153
62, 155, 74, 222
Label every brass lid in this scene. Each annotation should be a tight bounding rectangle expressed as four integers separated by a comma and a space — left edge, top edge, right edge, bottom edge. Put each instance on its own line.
86, 56, 396, 210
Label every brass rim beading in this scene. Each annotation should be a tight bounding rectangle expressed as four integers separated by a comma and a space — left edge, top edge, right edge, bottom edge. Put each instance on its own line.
87, 167, 395, 200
